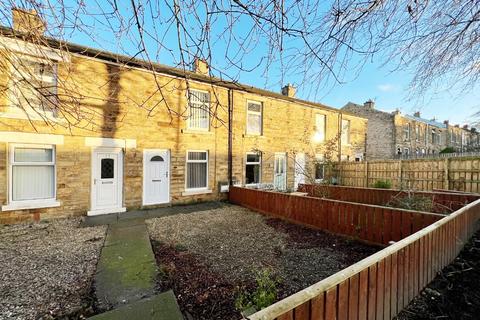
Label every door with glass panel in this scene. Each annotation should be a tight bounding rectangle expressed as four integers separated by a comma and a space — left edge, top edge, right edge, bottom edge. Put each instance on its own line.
143, 149, 170, 205
274, 153, 287, 190
91, 148, 123, 213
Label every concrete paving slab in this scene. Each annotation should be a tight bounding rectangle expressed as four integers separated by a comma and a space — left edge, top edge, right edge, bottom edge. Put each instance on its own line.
88, 290, 183, 320
94, 221, 157, 309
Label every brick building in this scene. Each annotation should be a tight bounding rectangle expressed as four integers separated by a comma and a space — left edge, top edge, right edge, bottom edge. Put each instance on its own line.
342, 100, 479, 160
0, 9, 367, 223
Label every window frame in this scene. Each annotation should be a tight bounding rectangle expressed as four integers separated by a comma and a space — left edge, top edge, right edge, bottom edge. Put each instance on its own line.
245, 152, 262, 186
8, 143, 57, 206
341, 119, 351, 145
8, 54, 58, 119
315, 113, 326, 142
185, 150, 209, 191
314, 154, 325, 182
404, 123, 411, 141
246, 100, 263, 136
187, 89, 210, 131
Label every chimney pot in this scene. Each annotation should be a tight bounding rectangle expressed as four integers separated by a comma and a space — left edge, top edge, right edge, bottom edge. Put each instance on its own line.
192, 57, 209, 75
463, 124, 469, 129
413, 111, 420, 117
281, 84, 296, 97
364, 99, 375, 109
12, 8, 45, 35
444, 120, 449, 125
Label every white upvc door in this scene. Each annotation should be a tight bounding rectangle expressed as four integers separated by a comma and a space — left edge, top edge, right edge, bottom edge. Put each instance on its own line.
294, 152, 306, 191
274, 153, 287, 190
143, 149, 170, 205
89, 147, 124, 215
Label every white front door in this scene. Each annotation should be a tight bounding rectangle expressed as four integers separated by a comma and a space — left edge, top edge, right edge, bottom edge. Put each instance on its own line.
274, 153, 287, 190
90, 148, 124, 215
143, 149, 170, 205
294, 153, 306, 191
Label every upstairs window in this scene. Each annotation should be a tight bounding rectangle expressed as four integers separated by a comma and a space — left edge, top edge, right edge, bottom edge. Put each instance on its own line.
186, 151, 208, 190
341, 119, 350, 145
245, 152, 261, 185
404, 123, 410, 141
315, 114, 326, 142
187, 90, 210, 130
415, 125, 420, 141
246, 101, 263, 135
9, 56, 58, 116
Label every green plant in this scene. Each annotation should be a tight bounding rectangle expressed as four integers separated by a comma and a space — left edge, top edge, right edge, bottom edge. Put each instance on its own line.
387, 194, 434, 212
235, 269, 279, 314
373, 180, 392, 189
440, 146, 456, 154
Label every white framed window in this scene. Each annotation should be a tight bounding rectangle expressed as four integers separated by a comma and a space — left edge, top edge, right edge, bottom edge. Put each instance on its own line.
245, 152, 261, 185
246, 101, 263, 135
185, 150, 208, 190
404, 148, 410, 155
415, 125, 420, 141
404, 123, 410, 141
315, 114, 326, 142
314, 154, 325, 182
341, 119, 350, 145
9, 55, 58, 118
8, 144, 56, 205
187, 89, 210, 130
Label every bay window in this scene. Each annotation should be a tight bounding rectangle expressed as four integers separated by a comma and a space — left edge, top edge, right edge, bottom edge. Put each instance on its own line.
186, 151, 208, 190
9, 144, 56, 204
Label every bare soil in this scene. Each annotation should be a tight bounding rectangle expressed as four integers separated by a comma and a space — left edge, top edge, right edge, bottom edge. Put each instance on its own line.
147, 205, 381, 320
0, 218, 106, 320
396, 229, 480, 320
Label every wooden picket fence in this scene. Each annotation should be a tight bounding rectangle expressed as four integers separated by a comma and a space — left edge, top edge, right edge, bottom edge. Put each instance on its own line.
298, 184, 479, 214
228, 187, 480, 320
336, 157, 480, 193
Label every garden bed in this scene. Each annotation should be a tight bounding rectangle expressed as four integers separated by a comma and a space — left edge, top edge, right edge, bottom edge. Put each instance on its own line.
396, 228, 480, 320
0, 218, 106, 319
146, 205, 381, 320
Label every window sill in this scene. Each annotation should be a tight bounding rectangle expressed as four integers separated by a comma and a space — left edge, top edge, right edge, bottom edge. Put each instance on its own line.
245, 134, 264, 138
183, 129, 213, 135
182, 189, 213, 196
2, 200, 61, 212
0, 111, 64, 123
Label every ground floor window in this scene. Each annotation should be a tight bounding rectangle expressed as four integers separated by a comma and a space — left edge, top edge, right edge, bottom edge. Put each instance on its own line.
315, 154, 325, 181
245, 152, 261, 185
9, 144, 56, 202
186, 150, 208, 190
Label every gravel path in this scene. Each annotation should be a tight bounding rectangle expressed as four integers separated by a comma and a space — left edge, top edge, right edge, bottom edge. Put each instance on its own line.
147, 205, 380, 298
0, 218, 106, 320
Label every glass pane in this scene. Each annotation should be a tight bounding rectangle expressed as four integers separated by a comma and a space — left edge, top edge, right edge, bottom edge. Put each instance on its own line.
248, 102, 261, 112
12, 165, 54, 201
246, 153, 260, 163
150, 156, 164, 162
14, 148, 53, 162
315, 164, 324, 180
246, 164, 260, 184
101, 158, 114, 179
247, 114, 261, 134
188, 151, 207, 161
187, 162, 207, 188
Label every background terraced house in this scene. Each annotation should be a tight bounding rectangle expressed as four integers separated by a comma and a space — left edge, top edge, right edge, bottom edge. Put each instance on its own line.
0, 9, 367, 224
343, 100, 480, 160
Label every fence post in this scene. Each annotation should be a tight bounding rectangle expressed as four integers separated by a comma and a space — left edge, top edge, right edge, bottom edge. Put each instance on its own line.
398, 160, 403, 189
364, 161, 369, 187
444, 158, 450, 190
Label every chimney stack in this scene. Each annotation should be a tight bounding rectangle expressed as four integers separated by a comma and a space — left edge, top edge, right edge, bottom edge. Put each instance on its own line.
12, 8, 45, 35
444, 120, 449, 126
413, 111, 421, 117
364, 99, 375, 109
281, 84, 296, 97
192, 57, 209, 75
463, 125, 469, 130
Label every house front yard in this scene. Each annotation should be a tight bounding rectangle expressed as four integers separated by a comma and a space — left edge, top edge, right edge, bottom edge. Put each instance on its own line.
0, 218, 106, 320
146, 205, 382, 320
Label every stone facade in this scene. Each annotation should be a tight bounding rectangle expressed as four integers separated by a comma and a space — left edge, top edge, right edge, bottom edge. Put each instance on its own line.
343, 101, 480, 160
0, 25, 366, 223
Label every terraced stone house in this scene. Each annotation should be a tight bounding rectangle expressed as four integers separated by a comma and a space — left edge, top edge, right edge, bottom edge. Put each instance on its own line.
343, 100, 479, 160
0, 9, 367, 223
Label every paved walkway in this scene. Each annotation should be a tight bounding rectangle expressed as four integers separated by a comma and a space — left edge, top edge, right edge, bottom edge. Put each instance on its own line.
88, 202, 228, 319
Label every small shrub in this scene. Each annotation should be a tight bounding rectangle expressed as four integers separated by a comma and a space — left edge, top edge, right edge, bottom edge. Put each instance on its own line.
235, 269, 279, 314
373, 180, 392, 189
387, 194, 434, 212
440, 146, 456, 154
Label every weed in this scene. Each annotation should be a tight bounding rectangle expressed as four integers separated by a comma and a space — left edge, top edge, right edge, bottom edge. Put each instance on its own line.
235, 269, 279, 314
373, 179, 392, 189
